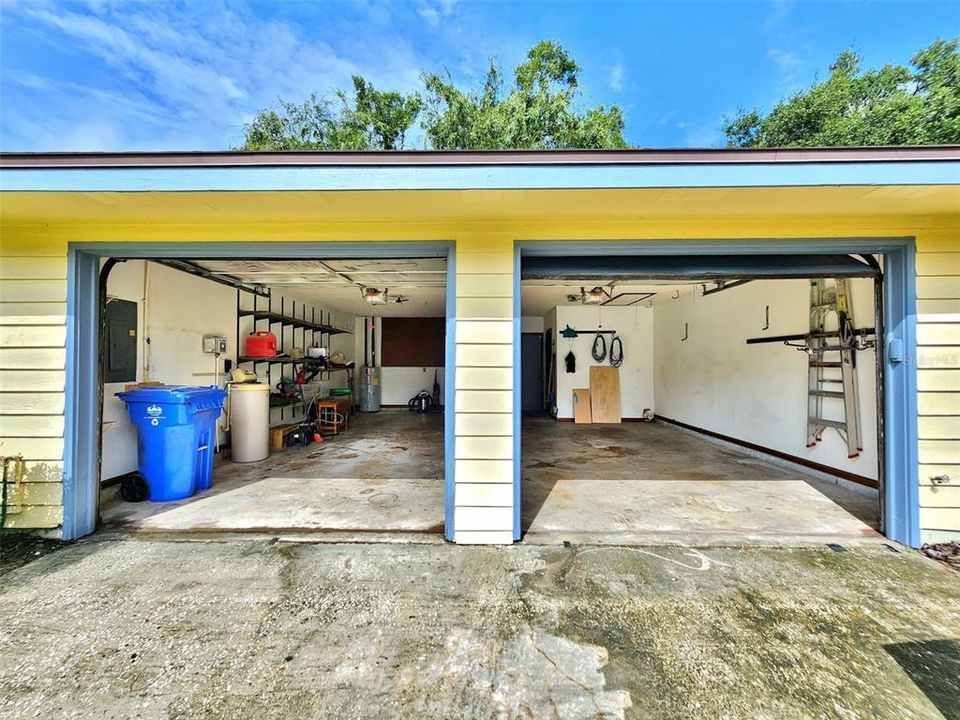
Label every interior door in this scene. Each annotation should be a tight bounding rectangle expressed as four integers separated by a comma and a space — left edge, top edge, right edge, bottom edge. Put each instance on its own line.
521, 333, 544, 413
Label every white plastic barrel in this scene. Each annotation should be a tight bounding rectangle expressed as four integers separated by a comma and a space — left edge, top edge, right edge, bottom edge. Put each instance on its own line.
230, 383, 270, 462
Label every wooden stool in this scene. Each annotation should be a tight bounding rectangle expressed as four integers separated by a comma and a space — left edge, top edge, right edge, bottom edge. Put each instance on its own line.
316, 397, 351, 434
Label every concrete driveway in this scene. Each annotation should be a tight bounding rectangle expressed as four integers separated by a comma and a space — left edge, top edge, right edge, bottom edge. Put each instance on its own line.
1, 535, 958, 720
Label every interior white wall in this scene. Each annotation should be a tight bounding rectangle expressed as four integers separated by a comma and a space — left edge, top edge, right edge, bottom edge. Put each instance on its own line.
553, 304, 655, 419
102, 265, 361, 479
653, 278, 879, 480
353, 317, 444, 407
101, 261, 238, 479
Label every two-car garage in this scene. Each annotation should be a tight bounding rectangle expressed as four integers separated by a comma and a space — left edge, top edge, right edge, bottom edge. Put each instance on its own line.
0, 148, 956, 547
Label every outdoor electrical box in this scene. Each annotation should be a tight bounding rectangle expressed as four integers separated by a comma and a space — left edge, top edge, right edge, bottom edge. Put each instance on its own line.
104, 299, 138, 383
203, 336, 228, 354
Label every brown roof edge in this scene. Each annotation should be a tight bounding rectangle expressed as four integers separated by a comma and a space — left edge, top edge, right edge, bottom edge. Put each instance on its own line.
1, 146, 959, 169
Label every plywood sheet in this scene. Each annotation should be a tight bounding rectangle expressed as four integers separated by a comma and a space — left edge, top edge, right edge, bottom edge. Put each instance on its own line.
589, 366, 621, 424
573, 388, 592, 424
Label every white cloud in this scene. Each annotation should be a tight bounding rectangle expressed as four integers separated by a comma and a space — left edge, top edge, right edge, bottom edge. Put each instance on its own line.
417, 0, 457, 28
0, 1, 431, 151
768, 47, 803, 76
608, 61, 624, 92
418, 7, 440, 27
761, 0, 795, 32
767, 45, 807, 95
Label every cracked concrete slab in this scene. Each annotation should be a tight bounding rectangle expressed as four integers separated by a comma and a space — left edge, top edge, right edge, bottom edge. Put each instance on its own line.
1, 537, 958, 719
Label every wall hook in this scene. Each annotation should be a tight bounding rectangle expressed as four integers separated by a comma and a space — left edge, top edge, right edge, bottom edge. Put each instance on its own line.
681, 322, 689, 342
672, 290, 680, 299
762, 305, 770, 331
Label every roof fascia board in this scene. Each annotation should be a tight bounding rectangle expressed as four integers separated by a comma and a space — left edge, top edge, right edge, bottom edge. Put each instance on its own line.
1, 161, 958, 192
2, 146, 959, 167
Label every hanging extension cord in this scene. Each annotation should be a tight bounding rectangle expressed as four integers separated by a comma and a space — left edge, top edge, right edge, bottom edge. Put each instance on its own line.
609, 334, 624, 367
591, 332, 607, 362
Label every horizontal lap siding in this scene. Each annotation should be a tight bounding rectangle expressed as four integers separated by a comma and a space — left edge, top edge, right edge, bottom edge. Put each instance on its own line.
453, 238, 515, 544
0, 250, 67, 530
916, 235, 960, 543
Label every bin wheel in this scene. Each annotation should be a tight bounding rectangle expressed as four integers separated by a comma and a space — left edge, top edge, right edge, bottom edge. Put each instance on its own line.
120, 473, 149, 503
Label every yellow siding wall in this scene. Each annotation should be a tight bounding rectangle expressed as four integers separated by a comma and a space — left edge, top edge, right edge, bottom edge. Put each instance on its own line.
916, 230, 960, 544
453, 234, 515, 544
0, 198, 957, 546
0, 234, 67, 529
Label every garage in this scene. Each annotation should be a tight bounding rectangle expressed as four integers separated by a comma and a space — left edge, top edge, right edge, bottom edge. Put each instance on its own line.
518, 249, 894, 545
1, 147, 955, 546
95, 251, 451, 538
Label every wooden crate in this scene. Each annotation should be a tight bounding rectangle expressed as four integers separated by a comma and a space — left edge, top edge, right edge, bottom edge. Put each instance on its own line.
269, 423, 300, 452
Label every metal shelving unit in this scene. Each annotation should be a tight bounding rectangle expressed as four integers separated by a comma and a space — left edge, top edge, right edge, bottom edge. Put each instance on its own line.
236, 290, 353, 423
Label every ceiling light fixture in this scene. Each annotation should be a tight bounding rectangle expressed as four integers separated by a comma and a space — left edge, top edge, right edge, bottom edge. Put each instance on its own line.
362, 287, 388, 305
581, 287, 606, 305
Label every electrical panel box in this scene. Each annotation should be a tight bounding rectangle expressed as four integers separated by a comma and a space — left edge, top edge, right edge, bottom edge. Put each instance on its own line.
203, 335, 228, 354
104, 299, 138, 383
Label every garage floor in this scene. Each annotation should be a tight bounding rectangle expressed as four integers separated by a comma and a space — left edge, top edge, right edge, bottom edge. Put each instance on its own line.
522, 417, 882, 546
101, 411, 881, 545
100, 409, 445, 537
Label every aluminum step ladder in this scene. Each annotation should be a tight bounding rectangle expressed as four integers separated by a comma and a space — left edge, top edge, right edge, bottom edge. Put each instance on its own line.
807, 278, 863, 457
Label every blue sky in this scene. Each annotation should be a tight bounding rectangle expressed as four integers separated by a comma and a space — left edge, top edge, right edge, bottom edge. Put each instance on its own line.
0, 0, 956, 151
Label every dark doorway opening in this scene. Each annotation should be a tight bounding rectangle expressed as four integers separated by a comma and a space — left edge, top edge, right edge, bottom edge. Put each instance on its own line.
520, 333, 544, 414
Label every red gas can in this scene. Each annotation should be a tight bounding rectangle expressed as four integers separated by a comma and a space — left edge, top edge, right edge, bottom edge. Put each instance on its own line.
245, 330, 278, 358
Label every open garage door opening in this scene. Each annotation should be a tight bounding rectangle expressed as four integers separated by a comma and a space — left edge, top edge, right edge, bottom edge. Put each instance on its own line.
519, 252, 885, 545
97, 255, 448, 538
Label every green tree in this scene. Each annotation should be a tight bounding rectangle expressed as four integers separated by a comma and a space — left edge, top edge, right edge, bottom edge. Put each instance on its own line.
724, 38, 960, 147
240, 41, 626, 151
422, 41, 627, 149
240, 77, 421, 150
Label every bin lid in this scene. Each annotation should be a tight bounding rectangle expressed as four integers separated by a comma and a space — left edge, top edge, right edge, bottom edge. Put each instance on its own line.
116, 385, 227, 404
231, 383, 270, 392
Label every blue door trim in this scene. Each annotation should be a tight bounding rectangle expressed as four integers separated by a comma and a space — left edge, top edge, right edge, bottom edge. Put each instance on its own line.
62, 250, 100, 541
444, 244, 457, 541
513, 244, 522, 540
63, 240, 455, 541
512, 237, 920, 547
882, 244, 920, 546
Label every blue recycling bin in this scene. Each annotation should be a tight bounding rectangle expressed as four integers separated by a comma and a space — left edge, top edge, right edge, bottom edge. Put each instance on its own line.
116, 386, 227, 501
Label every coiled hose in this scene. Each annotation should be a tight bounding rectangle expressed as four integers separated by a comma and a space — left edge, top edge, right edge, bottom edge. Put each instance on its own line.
609, 334, 624, 367
591, 332, 607, 362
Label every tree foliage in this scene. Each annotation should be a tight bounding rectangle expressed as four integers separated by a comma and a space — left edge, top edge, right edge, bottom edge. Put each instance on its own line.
241, 76, 421, 150
421, 41, 627, 149
724, 39, 960, 147
239, 41, 626, 151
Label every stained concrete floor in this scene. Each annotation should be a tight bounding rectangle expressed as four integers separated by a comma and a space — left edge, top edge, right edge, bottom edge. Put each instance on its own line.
1, 536, 958, 720
100, 409, 445, 536
102, 411, 881, 547
522, 417, 882, 546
